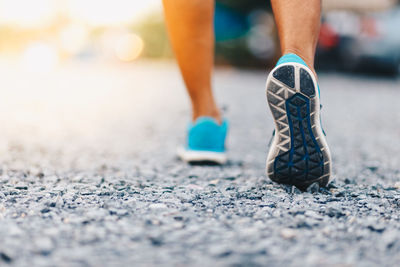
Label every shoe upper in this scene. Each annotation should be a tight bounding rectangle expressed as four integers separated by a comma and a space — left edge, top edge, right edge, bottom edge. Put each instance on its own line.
186, 117, 228, 153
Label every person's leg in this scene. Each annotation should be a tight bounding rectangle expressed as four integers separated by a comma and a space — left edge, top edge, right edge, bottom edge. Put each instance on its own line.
164, 0, 227, 164
162, 0, 221, 123
271, 0, 321, 73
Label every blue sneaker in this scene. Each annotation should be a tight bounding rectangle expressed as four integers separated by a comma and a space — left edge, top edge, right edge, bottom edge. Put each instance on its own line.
266, 53, 332, 189
177, 117, 228, 164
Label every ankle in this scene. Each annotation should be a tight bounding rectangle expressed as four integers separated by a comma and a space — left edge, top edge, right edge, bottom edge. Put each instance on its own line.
282, 49, 317, 76
192, 106, 221, 124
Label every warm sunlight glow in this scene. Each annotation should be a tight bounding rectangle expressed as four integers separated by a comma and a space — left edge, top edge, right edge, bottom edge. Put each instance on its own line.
0, 0, 161, 28
67, 0, 159, 26
0, 0, 58, 28
115, 33, 144, 62
21, 42, 59, 73
59, 24, 89, 54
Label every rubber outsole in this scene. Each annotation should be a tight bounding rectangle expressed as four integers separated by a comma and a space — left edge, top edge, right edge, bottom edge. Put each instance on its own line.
266, 63, 331, 190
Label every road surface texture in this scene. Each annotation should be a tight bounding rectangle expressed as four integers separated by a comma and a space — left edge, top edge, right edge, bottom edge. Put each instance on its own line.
0, 61, 399, 266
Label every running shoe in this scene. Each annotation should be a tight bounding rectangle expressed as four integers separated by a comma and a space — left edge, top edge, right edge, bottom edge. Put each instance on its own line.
177, 117, 228, 164
266, 53, 332, 189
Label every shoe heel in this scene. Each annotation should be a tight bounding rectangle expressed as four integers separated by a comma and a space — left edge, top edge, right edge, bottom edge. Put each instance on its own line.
266, 63, 331, 189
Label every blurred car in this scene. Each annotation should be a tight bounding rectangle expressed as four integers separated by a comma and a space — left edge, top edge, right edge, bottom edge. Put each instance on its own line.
317, 7, 400, 74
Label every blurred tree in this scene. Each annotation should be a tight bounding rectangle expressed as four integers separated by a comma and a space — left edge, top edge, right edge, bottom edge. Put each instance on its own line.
133, 12, 172, 58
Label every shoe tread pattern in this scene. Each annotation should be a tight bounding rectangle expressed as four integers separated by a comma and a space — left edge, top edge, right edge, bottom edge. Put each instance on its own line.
267, 64, 330, 189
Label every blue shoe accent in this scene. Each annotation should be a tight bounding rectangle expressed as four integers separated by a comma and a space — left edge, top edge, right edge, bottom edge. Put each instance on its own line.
187, 117, 228, 153
276, 53, 307, 67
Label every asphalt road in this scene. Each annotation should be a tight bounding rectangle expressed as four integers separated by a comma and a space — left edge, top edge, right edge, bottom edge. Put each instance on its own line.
0, 61, 400, 266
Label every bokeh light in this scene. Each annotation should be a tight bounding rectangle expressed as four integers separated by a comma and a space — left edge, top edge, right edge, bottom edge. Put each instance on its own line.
21, 42, 59, 73
59, 24, 89, 55
115, 33, 144, 62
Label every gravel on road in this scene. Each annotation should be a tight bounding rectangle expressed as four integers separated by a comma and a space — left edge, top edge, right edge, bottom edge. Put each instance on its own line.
0, 62, 399, 266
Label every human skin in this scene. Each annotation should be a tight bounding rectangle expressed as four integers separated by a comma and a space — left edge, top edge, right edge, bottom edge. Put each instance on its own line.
162, 0, 221, 123
162, 0, 321, 122
271, 0, 321, 74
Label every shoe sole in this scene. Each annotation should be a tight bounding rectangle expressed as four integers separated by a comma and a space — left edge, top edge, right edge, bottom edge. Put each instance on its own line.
177, 147, 227, 165
266, 63, 332, 190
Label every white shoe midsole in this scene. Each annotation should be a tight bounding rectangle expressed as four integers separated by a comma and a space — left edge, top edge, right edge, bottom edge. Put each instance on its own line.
177, 147, 227, 164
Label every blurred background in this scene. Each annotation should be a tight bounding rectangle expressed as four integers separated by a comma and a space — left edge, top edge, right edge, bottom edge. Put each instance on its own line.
0, 0, 399, 74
